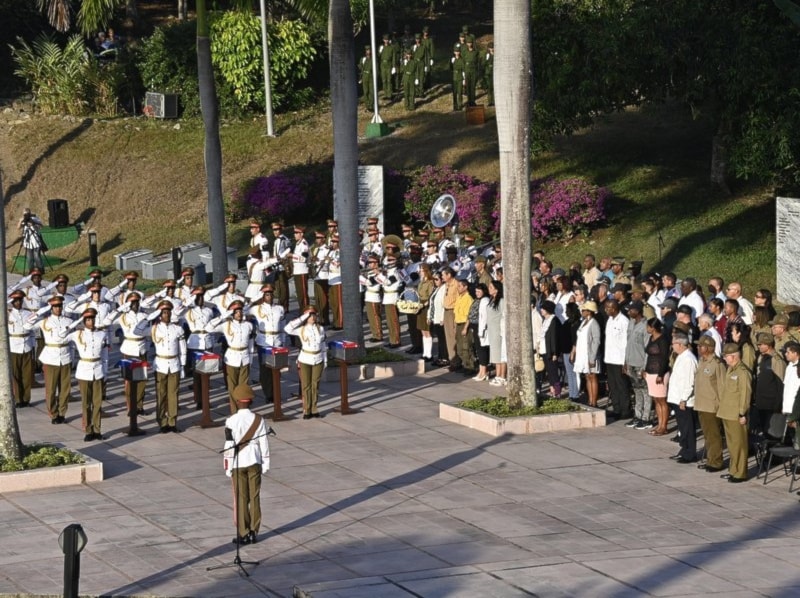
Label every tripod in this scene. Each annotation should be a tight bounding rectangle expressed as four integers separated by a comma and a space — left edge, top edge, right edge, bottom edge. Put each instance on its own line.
207, 426, 275, 577
15, 221, 52, 274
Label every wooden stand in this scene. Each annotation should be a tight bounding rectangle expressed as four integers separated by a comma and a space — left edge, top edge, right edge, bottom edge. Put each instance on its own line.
194, 372, 220, 428
466, 104, 485, 125
336, 360, 354, 415
269, 367, 285, 421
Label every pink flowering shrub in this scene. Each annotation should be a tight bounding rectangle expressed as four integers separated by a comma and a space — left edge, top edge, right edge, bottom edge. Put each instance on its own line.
493, 177, 608, 241
228, 166, 329, 223
404, 165, 498, 239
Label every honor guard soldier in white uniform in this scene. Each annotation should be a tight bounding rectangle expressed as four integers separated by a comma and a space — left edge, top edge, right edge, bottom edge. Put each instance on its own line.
111, 271, 142, 306
148, 300, 187, 433
249, 219, 269, 251
270, 222, 292, 311
327, 235, 343, 329
72, 268, 114, 303
224, 384, 270, 545
117, 291, 151, 422
311, 231, 331, 325
142, 280, 185, 319
285, 306, 327, 419
32, 295, 74, 423
207, 273, 245, 313
11, 268, 48, 372
380, 255, 403, 348
292, 225, 311, 312
175, 267, 198, 305
362, 256, 384, 342
183, 288, 216, 352
8, 290, 37, 407
67, 308, 108, 441
246, 284, 285, 403
208, 300, 254, 413
49, 274, 78, 314
245, 245, 277, 303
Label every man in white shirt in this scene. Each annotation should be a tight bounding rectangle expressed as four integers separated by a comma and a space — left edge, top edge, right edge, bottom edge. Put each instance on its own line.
667, 335, 699, 463
604, 299, 630, 420
726, 281, 754, 326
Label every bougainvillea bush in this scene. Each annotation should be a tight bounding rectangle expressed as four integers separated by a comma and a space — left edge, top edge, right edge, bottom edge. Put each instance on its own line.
403, 165, 497, 239
228, 173, 307, 222
493, 177, 608, 242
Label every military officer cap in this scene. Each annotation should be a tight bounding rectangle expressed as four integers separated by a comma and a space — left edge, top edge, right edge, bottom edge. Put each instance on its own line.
156, 300, 173, 311
260, 284, 274, 294
461, 25, 469, 34
294, 225, 306, 234
55, 274, 69, 283
423, 26, 430, 33
29, 267, 43, 276
723, 342, 740, 355
224, 273, 238, 283
415, 33, 421, 40
756, 332, 775, 346
475, 255, 487, 264
162, 280, 177, 288
124, 271, 139, 280
467, 34, 475, 43
126, 291, 142, 302
303, 305, 318, 315
248, 219, 261, 229
88, 268, 103, 278
48, 296, 64, 306
769, 314, 789, 327
181, 267, 194, 277
697, 335, 716, 349
331, 234, 340, 242
315, 231, 326, 239
364, 45, 371, 51
418, 229, 429, 238
404, 47, 412, 55
82, 307, 98, 319
9, 290, 25, 301
453, 44, 461, 52
191, 287, 206, 296
89, 282, 102, 292
610, 256, 625, 266
382, 33, 390, 40
231, 384, 255, 404
229, 300, 245, 311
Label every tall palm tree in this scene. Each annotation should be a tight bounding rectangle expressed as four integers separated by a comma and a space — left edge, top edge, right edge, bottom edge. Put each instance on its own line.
494, 0, 536, 406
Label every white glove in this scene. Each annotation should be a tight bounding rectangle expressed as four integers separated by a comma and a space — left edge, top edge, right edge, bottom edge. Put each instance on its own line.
391, 67, 396, 74
225, 469, 232, 478
415, 79, 419, 85
36, 305, 51, 316
179, 369, 185, 380
118, 303, 131, 313
261, 464, 269, 474
451, 57, 455, 64
430, 59, 433, 66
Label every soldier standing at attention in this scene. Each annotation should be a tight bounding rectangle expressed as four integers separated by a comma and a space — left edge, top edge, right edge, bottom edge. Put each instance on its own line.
718, 342, 753, 483
32, 296, 74, 423
8, 290, 36, 407
483, 41, 494, 106
149, 300, 187, 433
462, 34, 480, 107
412, 34, 426, 96
421, 26, 434, 92
67, 308, 108, 441
450, 45, 465, 111
379, 33, 396, 101
401, 47, 419, 111
359, 45, 374, 110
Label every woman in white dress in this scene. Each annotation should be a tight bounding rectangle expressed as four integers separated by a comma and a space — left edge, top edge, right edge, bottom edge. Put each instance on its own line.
487, 280, 507, 386
571, 300, 601, 406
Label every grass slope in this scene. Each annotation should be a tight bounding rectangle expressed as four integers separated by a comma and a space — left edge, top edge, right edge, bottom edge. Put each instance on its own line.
1, 96, 775, 294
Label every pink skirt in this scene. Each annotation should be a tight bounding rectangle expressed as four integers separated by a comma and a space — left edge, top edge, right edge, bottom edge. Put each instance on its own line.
645, 372, 669, 398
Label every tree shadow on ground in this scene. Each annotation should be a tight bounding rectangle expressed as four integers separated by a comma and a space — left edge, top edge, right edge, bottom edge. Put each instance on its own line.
3, 118, 93, 205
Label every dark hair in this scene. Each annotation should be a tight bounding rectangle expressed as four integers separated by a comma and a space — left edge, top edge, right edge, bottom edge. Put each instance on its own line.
489, 280, 504, 309
646, 317, 663, 333
474, 283, 489, 297
725, 298, 740, 312
709, 297, 724, 311
730, 321, 753, 347
789, 311, 800, 328
565, 302, 581, 323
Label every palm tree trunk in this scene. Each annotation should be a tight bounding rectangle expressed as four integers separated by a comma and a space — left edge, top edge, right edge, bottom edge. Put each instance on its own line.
494, 0, 536, 407
328, 0, 364, 353
0, 171, 24, 462
196, 0, 228, 284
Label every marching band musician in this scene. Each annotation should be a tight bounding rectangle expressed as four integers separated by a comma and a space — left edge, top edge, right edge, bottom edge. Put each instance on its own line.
380, 254, 403, 348
327, 235, 343, 330
8, 290, 37, 407
116, 292, 151, 423
285, 306, 327, 419
326, 219, 339, 243
365, 228, 383, 258
312, 231, 331, 325
31, 296, 74, 423
245, 245, 277, 303
207, 299, 254, 413
249, 219, 269, 251
148, 300, 187, 433
362, 255, 384, 342
292, 225, 311, 312
270, 222, 292, 311
432, 227, 455, 263
424, 240, 441, 268
66, 308, 108, 441
403, 241, 424, 354
246, 284, 285, 404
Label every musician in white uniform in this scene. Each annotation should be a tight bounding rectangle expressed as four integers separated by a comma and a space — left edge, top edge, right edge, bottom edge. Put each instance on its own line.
292, 225, 311, 312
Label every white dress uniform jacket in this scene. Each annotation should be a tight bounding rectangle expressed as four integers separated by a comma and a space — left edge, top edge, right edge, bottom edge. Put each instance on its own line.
247, 303, 285, 348
183, 305, 216, 351
224, 408, 270, 474
207, 317, 254, 367
8, 306, 36, 354
284, 318, 327, 365
151, 320, 187, 374
38, 313, 74, 366
67, 328, 107, 380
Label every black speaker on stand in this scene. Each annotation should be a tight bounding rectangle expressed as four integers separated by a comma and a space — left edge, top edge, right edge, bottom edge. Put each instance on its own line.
48, 199, 70, 229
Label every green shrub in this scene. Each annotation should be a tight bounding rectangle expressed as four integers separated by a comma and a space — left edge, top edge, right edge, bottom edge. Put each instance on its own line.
10, 34, 122, 116
458, 397, 580, 417
0, 444, 84, 472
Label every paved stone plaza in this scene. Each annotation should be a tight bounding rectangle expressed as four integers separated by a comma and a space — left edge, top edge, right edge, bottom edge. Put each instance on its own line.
2, 355, 800, 597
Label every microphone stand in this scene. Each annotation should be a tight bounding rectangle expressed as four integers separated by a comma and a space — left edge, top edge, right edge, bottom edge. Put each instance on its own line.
207, 426, 276, 577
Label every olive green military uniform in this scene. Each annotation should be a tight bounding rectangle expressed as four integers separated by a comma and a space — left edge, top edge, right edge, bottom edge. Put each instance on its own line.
421, 27, 434, 91
718, 360, 752, 480
483, 42, 494, 106
694, 352, 727, 469
462, 36, 480, 107
359, 46, 374, 110
379, 36, 396, 100
412, 35, 426, 95
450, 46, 465, 111
401, 52, 420, 111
